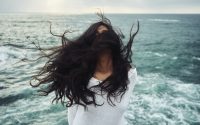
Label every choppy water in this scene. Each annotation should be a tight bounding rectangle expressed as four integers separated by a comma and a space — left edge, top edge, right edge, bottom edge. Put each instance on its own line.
0, 13, 200, 125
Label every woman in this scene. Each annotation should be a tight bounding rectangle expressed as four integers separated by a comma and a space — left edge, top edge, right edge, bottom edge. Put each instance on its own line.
30, 12, 139, 125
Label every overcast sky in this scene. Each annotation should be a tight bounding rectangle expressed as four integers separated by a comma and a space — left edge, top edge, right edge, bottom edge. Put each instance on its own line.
0, 0, 199, 14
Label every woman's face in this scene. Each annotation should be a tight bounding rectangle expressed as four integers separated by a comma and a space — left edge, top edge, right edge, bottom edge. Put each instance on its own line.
94, 25, 114, 56
96, 25, 108, 34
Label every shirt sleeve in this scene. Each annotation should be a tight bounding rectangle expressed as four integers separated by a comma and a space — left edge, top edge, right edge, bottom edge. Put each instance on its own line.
119, 68, 138, 125
126, 67, 138, 107
67, 104, 78, 125
128, 67, 138, 92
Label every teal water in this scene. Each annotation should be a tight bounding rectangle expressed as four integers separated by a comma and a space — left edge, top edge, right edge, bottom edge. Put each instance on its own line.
0, 13, 200, 125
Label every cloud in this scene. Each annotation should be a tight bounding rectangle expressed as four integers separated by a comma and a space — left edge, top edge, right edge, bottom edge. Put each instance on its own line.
0, 0, 199, 13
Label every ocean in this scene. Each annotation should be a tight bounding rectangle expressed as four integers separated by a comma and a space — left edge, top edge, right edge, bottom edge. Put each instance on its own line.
0, 13, 200, 125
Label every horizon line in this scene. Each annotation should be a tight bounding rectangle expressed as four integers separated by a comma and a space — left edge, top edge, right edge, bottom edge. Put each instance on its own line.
0, 12, 200, 15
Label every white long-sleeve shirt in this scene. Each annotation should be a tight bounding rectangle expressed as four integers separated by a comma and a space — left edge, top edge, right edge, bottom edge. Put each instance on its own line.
68, 68, 137, 125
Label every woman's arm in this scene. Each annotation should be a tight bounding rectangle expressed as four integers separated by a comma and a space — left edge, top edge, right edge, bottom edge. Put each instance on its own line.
118, 68, 138, 125
67, 104, 78, 125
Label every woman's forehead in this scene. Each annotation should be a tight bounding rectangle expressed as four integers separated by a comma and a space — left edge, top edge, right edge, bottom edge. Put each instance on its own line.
97, 25, 108, 34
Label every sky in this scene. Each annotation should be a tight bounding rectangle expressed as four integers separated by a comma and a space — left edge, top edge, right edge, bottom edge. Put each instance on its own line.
0, 0, 200, 14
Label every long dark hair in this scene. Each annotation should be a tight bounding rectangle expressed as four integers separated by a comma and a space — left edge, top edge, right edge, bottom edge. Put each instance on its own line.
30, 12, 139, 111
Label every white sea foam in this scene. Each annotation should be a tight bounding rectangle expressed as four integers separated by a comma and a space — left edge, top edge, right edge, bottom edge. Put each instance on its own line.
172, 56, 178, 60
0, 46, 39, 72
145, 51, 168, 57
0, 53, 9, 65
148, 19, 180, 22
192, 56, 200, 61
154, 52, 167, 57
0, 47, 10, 64
125, 73, 200, 125
0, 46, 26, 63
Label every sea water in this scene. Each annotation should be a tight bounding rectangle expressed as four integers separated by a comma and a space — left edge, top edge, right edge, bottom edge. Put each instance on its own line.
0, 13, 200, 125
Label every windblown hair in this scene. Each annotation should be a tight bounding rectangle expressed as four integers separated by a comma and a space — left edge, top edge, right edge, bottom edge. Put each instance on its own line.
30, 12, 139, 111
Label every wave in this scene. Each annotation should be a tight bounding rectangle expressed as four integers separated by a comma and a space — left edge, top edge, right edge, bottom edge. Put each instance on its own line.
2, 43, 26, 49
0, 86, 8, 90
192, 56, 200, 61
0, 89, 67, 125
145, 52, 179, 60
0, 46, 28, 68
125, 73, 200, 124
154, 52, 167, 57
148, 19, 180, 22
172, 56, 178, 60
145, 51, 168, 57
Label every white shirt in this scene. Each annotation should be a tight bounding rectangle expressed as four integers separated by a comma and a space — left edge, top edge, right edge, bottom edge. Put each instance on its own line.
67, 68, 137, 125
